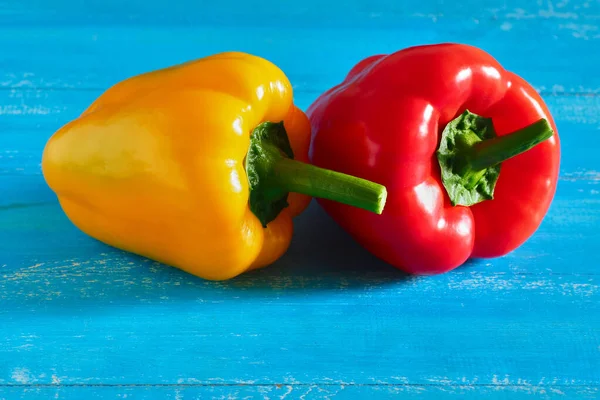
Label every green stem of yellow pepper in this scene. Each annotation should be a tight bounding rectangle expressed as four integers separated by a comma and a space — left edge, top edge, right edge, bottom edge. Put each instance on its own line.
246, 121, 387, 227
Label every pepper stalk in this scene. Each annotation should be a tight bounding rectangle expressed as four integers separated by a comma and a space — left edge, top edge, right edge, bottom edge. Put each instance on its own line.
246, 121, 387, 227
437, 110, 554, 207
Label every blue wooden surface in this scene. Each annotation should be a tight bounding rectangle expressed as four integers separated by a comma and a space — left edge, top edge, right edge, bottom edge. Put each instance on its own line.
1, 0, 599, 399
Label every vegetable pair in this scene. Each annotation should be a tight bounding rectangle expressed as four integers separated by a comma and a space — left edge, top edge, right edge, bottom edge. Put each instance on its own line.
42, 44, 560, 280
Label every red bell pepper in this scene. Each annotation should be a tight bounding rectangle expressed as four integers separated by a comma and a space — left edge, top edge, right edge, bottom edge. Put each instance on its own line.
307, 43, 561, 274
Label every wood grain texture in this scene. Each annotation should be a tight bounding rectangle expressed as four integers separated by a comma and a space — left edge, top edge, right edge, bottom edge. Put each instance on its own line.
1, 0, 600, 95
0, 385, 598, 399
1, 0, 599, 398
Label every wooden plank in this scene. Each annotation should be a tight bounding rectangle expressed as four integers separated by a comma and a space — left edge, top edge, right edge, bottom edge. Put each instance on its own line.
0, 19, 599, 95
0, 384, 598, 399
2, 0, 598, 27
0, 289, 598, 386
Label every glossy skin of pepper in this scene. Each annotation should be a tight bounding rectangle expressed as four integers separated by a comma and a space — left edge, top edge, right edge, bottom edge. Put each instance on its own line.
42, 52, 312, 281
307, 43, 561, 274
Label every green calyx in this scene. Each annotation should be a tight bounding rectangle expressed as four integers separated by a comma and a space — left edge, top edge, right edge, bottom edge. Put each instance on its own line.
246, 121, 388, 227
436, 110, 554, 207
245, 122, 295, 227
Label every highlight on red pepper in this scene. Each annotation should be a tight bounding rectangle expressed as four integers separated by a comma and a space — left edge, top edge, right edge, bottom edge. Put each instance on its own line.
307, 43, 561, 275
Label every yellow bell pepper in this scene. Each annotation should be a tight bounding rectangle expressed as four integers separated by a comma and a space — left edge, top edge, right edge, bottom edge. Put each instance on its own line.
42, 52, 387, 280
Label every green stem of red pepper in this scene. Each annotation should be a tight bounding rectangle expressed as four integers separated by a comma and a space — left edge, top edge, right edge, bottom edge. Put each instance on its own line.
469, 118, 553, 172
437, 110, 554, 207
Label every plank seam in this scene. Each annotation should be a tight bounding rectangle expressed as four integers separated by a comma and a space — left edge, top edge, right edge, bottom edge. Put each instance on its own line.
0, 383, 598, 388
0, 87, 599, 98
